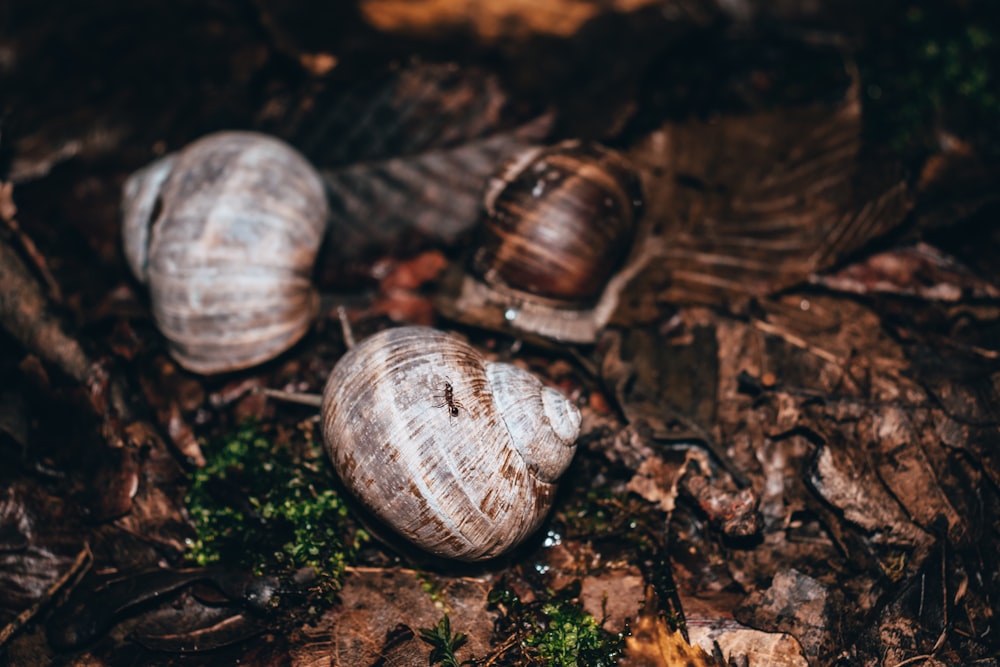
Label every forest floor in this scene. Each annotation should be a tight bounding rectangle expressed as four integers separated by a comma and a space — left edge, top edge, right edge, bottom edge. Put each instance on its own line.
2, 1, 999, 665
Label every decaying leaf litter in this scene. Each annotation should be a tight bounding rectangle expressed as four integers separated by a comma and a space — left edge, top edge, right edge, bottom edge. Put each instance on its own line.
2, 1, 999, 665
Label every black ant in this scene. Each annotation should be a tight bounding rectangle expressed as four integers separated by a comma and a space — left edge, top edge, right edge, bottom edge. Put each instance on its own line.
434, 380, 463, 418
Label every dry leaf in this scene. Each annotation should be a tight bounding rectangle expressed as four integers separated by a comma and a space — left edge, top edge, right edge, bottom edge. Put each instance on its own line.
360, 0, 662, 41
689, 621, 809, 667
292, 567, 493, 666
622, 590, 725, 667
621, 96, 912, 309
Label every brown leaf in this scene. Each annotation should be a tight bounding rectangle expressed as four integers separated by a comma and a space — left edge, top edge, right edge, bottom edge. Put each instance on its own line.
272, 63, 541, 169
863, 406, 966, 545
320, 123, 550, 262
131, 597, 268, 654
0, 483, 89, 647
292, 567, 493, 666
814, 242, 1000, 300
626, 455, 686, 513
809, 431, 933, 559
622, 589, 725, 667
622, 96, 912, 309
735, 569, 844, 662
688, 621, 810, 667
359, 0, 665, 42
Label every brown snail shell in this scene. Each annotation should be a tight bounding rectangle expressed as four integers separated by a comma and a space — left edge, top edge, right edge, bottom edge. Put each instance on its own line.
474, 139, 642, 305
321, 326, 580, 561
439, 140, 644, 343
121, 131, 328, 374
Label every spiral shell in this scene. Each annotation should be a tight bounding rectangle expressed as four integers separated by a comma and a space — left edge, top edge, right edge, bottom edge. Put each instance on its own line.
121, 131, 328, 374
321, 326, 580, 561
473, 139, 642, 305
438, 140, 644, 343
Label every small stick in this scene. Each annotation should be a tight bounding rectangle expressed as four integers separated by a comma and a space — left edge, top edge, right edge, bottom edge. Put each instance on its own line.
256, 387, 323, 408
338, 305, 356, 350
258, 305, 356, 410
0, 543, 92, 647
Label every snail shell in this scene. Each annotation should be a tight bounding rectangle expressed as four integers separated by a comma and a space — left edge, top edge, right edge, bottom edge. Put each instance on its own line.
473, 139, 642, 305
439, 140, 644, 343
121, 131, 328, 374
321, 326, 580, 561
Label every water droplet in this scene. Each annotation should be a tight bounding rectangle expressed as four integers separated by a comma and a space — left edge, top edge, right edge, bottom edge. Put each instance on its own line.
504, 308, 518, 322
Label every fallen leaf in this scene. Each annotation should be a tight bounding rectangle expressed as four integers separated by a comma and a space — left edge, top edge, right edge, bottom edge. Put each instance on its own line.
360, 0, 663, 42
622, 588, 725, 667
292, 567, 494, 666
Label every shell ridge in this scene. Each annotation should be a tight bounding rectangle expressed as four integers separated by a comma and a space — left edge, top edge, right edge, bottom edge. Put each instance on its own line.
396, 329, 526, 558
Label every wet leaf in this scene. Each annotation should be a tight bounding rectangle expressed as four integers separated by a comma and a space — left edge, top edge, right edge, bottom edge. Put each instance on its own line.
0, 483, 88, 647
814, 242, 1000, 300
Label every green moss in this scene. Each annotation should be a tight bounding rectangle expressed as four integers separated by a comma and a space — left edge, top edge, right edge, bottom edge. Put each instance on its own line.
525, 600, 625, 667
417, 571, 450, 608
184, 422, 362, 606
486, 582, 627, 666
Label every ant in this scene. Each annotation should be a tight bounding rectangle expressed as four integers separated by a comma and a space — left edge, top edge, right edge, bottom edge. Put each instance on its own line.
434, 379, 463, 419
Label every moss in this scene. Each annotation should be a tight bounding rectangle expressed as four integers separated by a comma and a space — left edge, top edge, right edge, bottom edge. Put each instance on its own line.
417, 571, 450, 609
525, 600, 626, 667
552, 474, 687, 645
486, 582, 628, 666
184, 421, 362, 607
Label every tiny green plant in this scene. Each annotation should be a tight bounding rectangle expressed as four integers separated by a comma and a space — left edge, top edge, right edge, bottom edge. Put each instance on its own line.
184, 421, 362, 610
419, 614, 473, 667
525, 600, 626, 667
486, 582, 628, 666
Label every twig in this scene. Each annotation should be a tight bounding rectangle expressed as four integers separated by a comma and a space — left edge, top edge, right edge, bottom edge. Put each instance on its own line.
257, 387, 324, 408
338, 305, 356, 349
751, 318, 842, 365
0, 182, 63, 304
0, 543, 92, 646
479, 633, 520, 667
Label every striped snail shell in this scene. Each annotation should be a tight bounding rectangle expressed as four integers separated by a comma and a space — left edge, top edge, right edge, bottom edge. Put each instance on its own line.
473, 139, 642, 305
321, 326, 580, 561
121, 131, 328, 374
439, 140, 644, 343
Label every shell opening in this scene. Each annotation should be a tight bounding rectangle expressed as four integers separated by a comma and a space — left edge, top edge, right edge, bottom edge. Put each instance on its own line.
121, 154, 176, 284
